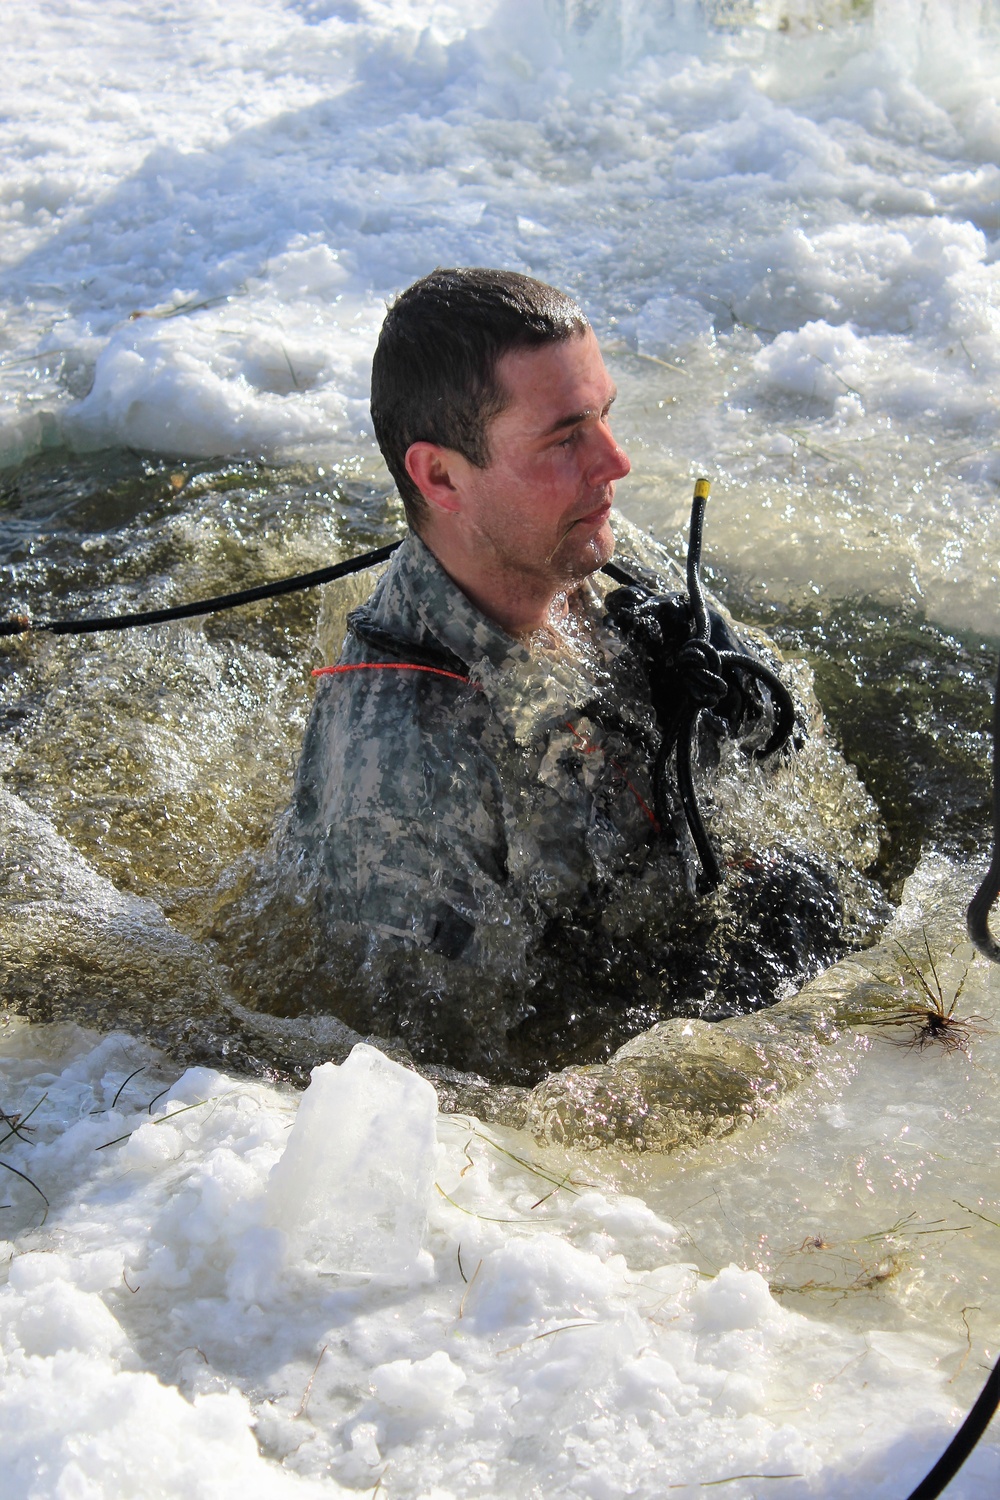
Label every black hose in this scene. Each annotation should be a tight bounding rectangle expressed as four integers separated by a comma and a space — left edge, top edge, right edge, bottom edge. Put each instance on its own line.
673, 705, 720, 883
685, 478, 712, 640
0, 541, 403, 638
674, 481, 728, 886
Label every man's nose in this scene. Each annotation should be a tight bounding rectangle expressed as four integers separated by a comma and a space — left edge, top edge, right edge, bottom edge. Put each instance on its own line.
589, 423, 631, 484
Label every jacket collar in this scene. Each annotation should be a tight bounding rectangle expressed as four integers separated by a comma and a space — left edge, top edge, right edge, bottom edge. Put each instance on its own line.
365, 531, 532, 674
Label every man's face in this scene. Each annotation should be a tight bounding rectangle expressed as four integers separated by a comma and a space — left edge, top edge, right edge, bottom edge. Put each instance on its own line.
459, 327, 630, 588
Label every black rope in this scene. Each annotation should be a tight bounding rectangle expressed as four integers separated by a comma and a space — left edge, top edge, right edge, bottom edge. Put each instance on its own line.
967, 651, 1000, 960
904, 1354, 1000, 1500
0, 541, 403, 638
0, 534, 650, 661
898, 647, 1000, 1500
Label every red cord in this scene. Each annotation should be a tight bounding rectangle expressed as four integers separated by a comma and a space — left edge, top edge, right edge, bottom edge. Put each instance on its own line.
312, 662, 471, 684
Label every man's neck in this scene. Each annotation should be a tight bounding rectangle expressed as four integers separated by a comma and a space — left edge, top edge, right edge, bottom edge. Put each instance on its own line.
416, 528, 571, 638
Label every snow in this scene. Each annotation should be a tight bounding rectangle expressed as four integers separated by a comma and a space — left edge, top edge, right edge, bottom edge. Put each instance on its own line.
1, 917, 998, 1499
1, 0, 999, 630
2, 855, 999, 1498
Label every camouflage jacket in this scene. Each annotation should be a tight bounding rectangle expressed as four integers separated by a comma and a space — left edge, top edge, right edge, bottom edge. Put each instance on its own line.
288, 527, 694, 971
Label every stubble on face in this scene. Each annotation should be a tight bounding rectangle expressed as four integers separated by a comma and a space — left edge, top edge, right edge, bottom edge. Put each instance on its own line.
469, 499, 613, 607
542, 513, 616, 579
468, 331, 626, 595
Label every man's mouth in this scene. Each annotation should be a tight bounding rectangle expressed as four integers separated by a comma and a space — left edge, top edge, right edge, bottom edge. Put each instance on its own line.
573, 496, 613, 527
547, 498, 614, 567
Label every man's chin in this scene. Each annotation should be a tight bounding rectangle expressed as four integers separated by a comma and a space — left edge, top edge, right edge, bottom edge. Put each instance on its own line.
568, 516, 615, 577
592, 516, 615, 567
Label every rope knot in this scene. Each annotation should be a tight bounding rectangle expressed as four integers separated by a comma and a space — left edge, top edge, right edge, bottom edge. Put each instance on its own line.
603, 480, 796, 888
675, 637, 727, 707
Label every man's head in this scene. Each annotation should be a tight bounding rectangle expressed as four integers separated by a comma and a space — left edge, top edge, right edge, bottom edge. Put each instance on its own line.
371, 268, 590, 530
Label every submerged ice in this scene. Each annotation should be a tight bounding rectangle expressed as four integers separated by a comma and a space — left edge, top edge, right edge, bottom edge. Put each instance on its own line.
266, 1045, 439, 1274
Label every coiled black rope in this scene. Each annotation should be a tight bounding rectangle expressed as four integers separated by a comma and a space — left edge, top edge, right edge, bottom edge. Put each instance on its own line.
606, 478, 796, 887
0, 541, 403, 638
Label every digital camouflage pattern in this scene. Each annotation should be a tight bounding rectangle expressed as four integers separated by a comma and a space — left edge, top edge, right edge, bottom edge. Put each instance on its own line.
290, 527, 692, 969
236, 519, 885, 1081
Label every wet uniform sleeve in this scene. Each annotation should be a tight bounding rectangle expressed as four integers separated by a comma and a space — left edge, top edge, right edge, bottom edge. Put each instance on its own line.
293, 673, 530, 968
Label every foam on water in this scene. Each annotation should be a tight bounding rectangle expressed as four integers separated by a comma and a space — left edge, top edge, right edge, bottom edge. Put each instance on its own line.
2, 0, 999, 628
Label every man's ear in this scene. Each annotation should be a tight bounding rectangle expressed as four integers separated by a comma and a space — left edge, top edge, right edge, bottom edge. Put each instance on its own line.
404, 442, 466, 516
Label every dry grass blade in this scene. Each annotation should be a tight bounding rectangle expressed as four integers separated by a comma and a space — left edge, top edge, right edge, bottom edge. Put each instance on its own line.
497, 1320, 599, 1355
145, 1082, 176, 1114
951, 1305, 980, 1383
0, 1157, 49, 1210
768, 1210, 975, 1298
294, 1343, 329, 1420
111, 1066, 146, 1111
97, 1095, 215, 1150
435, 1182, 537, 1225
954, 1200, 1000, 1230
0, 1092, 46, 1150
469, 1127, 596, 1197
666, 1474, 802, 1489
458, 1259, 482, 1320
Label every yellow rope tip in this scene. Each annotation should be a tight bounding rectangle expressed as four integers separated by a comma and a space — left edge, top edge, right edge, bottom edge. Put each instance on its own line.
693, 477, 711, 501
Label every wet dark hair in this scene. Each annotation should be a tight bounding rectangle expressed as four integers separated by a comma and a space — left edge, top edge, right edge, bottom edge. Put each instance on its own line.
370, 267, 589, 529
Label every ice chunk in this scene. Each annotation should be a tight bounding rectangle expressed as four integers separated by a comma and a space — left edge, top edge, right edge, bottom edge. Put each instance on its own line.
372, 1351, 467, 1416
265, 1043, 438, 1275
637, 294, 714, 356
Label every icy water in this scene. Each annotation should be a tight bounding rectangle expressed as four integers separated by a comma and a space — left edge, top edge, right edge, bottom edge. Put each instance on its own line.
2, 1, 1000, 1497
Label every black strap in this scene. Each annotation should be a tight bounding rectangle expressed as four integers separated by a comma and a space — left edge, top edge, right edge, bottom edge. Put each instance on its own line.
601, 560, 642, 588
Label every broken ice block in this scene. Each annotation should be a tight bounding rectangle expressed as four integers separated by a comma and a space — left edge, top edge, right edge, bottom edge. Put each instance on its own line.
265, 1043, 438, 1274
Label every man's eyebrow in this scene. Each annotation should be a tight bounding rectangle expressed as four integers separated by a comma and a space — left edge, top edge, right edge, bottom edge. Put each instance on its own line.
538, 387, 617, 438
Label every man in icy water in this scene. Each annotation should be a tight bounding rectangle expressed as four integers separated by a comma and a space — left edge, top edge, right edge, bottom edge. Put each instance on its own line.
256, 268, 883, 1083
